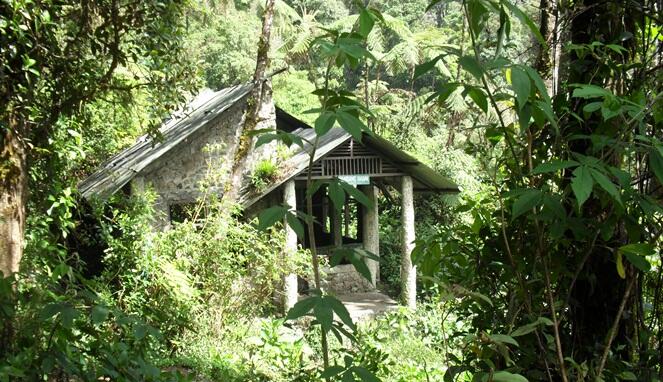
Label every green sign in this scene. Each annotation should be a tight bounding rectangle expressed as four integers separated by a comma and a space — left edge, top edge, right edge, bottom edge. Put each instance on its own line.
338, 175, 371, 186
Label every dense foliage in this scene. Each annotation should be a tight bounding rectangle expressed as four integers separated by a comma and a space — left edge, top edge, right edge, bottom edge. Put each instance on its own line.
1, 0, 661, 381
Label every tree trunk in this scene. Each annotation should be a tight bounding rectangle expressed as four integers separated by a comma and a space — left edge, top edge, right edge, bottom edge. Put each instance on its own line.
223, 0, 276, 205
535, 0, 561, 96
563, 0, 637, 361
0, 115, 27, 278
0, 114, 26, 358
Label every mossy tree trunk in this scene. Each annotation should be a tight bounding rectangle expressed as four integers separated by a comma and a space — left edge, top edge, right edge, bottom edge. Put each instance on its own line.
223, 0, 276, 205
0, 114, 26, 278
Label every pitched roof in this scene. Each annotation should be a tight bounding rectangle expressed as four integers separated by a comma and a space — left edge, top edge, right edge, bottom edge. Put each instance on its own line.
80, 83, 459, 205
239, 126, 460, 208
79, 83, 253, 199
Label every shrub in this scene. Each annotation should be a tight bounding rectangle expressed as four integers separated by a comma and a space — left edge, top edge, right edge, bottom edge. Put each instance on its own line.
251, 159, 279, 191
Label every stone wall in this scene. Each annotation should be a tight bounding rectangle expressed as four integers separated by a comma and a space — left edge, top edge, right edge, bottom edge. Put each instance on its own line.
318, 244, 376, 294
136, 84, 277, 228
322, 264, 375, 294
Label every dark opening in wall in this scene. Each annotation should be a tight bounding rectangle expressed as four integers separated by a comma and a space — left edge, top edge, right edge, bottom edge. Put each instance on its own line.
169, 202, 200, 224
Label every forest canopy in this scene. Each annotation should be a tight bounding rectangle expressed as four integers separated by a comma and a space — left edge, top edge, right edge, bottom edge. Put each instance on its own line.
1, 0, 662, 381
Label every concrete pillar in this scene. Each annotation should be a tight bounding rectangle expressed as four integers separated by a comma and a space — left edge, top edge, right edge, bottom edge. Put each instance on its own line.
283, 180, 298, 311
361, 185, 379, 287
401, 176, 416, 309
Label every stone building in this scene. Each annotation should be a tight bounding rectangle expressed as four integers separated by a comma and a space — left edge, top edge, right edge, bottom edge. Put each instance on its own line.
80, 81, 459, 310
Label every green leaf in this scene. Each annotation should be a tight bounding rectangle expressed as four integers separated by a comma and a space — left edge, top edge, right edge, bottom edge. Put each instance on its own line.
616, 251, 626, 279
336, 111, 365, 141
583, 101, 602, 114
40, 303, 66, 321
619, 243, 654, 272
315, 111, 336, 136
314, 301, 334, 333
358, 9, 375, 38
286, 296, 319, 320
649, 148, 663, 184
90, 305, 110, 325
353, 366, 380, 382
465, 86, 488, 113
589, 168, 621, 203
524, 66, 551, 103
492, 370, 529, 382
285, 212, 305, 238
532, 160, 579, 174
257, 206, 287, 231
534, 100, 558, 130
619, 371, 637, 381
320, 366, 345, 379
489, 334, 519, 347
467, 0, 488, 35
458, 56, 483, 80
349, 255, 373, 283
571, 166, 594, 208
510, 67, 530, 109
339, 181, 372, 208
511, 189, 541, 220
133, 324, 148, 340
414, 54, 444, 79
328, 181, 345, 212
325, 296, 355, 330
255, 133, 279, 148
503, 0, 545, 48
623, 252, 651, 273
571, 84, 611, 99
510, 316, 554, 337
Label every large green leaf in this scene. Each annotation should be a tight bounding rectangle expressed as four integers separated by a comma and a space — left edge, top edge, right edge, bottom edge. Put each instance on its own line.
571, 84, 611, 99
524, 66, 551, 103
330, 248, 374, 283
489, 334, 519, 347
510, 66, 530, 109
619, 243, 654, 272
257, 206, 287, 231
571, 165, 594, 208
320, 366, 344, 379
315, 111, 336, 136
649, 148, 663, 184
353, 366, 380, 382
286, 296, 320, 320
339, 181, 373, 208
492, 371, 529, 382
328, 181, 345, 212
510, 317, 553, 337
458, 55, 484, 80
502, 0, 545, 48
325, 296, 355, 330
314, 301, 334, 333
358, 9, 375, 38
285, 212, 305, 238
589, 168, 621, 203
336, 110, 365, 141
532, 160, 579, 174
511, 189, 541, 220
465, 86, 488, 113
414, 54, 444, 79
90, 305, 110, 325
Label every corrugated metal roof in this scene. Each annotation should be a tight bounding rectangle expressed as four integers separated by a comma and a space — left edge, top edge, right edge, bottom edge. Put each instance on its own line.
80, 82, 459, 204
79, 83, 253, 199
240, 128, 460, 208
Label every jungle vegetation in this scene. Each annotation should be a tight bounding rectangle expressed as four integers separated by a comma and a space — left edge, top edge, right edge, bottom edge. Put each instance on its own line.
1, 0, 662, 381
